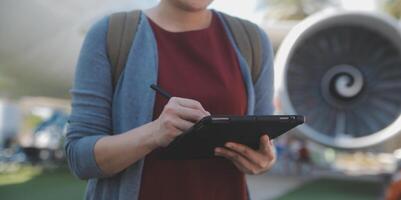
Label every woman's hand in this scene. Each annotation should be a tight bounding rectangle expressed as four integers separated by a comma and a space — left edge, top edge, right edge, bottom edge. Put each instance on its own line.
214, 134, 276, 175
151, 97, 210, 147
93, 97, 209, 177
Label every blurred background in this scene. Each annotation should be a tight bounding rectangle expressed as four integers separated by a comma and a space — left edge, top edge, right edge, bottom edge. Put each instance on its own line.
1, 0, 401, 199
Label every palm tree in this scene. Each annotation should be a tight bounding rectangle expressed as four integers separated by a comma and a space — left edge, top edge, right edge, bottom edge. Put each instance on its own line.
382, 0, 401, 19
261, 0, 335, 20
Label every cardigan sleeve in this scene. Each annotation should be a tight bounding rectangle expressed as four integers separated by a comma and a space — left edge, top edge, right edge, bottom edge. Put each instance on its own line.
64, 16, 112, 180
253, 27, 275, 115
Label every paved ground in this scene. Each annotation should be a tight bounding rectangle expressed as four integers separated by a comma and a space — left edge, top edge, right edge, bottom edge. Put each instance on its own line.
247, 173, 310, 200
246, 170, 384, 200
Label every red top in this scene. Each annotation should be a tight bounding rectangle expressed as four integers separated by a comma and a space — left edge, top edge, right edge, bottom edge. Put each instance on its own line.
139, 11, 248, 200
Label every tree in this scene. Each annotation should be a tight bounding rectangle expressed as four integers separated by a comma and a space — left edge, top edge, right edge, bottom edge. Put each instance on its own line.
383, 0, 401, 19
261, 0, 335, 20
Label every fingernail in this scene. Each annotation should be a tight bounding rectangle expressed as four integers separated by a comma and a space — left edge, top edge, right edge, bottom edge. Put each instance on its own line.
225, 143, 233, 148
215, 148, 221, 153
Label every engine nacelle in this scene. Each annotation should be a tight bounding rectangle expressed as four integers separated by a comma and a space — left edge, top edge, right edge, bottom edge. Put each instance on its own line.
275, 11, 401, 148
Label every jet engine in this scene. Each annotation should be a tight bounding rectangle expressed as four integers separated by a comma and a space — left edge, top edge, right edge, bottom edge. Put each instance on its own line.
275, 11, 401, 148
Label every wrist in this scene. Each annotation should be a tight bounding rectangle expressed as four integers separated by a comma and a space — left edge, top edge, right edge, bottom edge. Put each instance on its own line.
145, 120, 161, 150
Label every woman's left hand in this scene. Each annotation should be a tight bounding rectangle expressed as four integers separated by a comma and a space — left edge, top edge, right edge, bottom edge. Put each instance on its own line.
214, 134, 276, 175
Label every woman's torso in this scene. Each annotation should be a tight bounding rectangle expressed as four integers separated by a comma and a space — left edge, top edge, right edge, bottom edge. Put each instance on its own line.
138, 11, 249, 200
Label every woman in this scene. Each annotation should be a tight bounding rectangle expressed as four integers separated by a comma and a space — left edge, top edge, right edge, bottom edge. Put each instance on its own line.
65, 0, 276, 199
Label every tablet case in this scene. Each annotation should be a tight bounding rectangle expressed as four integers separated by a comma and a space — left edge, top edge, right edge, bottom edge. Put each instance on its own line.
158, 115, 305, 159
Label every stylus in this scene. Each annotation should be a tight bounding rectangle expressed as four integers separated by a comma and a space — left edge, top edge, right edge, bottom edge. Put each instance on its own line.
150, 84, 172, 99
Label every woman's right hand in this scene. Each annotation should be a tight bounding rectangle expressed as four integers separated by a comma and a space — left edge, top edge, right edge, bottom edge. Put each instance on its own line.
150, 97, 210, 147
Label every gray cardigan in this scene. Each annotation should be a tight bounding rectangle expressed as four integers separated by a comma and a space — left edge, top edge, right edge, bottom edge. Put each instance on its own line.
65, 10, 275, 200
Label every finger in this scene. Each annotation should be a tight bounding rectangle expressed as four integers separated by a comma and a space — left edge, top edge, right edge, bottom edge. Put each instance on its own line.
175, 105, 207, 122
260, 135, 275, 161
259, 134, 271, 154
214, 147, 258, 174
216, 152, 252, 174
172, 97, 209, 115
268, 144, 276, 162
172, 117, 194, 132
225, 142, 267, 168
231, 157, 253, 174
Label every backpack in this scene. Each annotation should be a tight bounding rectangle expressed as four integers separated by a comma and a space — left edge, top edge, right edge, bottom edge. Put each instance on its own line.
107, 10, 263, 90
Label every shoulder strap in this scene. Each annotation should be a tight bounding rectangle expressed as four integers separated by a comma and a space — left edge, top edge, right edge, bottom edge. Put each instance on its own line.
220, 13, 263, 84
106, 11, 262, 87
107, 10, 141, 89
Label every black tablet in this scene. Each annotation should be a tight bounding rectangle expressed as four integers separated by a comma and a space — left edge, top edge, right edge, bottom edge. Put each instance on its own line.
158, 115, 305, 160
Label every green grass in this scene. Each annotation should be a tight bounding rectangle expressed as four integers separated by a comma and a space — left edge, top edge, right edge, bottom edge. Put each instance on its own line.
0, 166, 86, 200
0, 166, 382, 200
274, 178, 382, 200
0, 165, 42, 186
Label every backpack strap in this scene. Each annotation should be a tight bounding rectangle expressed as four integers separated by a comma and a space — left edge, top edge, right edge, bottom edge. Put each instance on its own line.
220, 13, 263, 84
107, 10, 141, 89
107, 10, 263, 87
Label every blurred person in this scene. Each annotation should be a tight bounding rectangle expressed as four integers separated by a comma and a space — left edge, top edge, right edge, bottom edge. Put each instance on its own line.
385, 160, 401, 200
385, 173, 401, 200
65, 0, 276, 200
287, 137, 300, 174
296, 140, 312, 175
287, 137, 312, 175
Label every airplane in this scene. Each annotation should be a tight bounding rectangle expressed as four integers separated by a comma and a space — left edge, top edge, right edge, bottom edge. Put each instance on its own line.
1, 0, 401, 199
0, 0, 157, 99
1, 0, 401, 153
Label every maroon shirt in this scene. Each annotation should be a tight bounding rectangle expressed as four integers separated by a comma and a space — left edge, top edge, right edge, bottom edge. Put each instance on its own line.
139, 12, 248, 200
